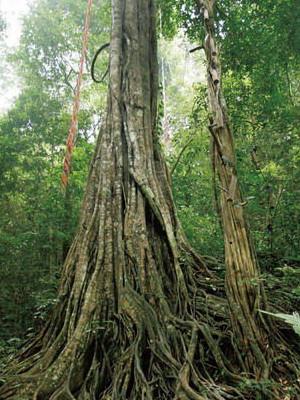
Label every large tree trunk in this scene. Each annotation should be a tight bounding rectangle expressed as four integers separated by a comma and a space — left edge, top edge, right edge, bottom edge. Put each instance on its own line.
198, 0, 271, 379
0, 1, 213, 398
1, 1, 300, 399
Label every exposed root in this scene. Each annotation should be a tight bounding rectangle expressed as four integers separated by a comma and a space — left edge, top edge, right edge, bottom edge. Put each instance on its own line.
1, 254, 300, 400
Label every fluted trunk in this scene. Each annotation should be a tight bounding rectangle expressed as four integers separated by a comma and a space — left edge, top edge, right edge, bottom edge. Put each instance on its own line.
1, 1, 300, 399
0, 1, 210, 398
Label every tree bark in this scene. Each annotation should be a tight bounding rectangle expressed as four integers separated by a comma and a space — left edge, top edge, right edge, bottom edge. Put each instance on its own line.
1, 1, 300, 399
0, 1, 213, 398
198, 0, 271, 379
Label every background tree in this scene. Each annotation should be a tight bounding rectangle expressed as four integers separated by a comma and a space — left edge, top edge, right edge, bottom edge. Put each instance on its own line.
196, 0, 271, 379
161, 0, 300, 307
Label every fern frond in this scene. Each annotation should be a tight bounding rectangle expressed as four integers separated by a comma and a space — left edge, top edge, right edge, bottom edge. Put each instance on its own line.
259, 310, 300, 337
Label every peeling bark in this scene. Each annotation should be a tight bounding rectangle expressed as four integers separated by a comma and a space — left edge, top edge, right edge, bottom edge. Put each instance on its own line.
198, 0, 271, 379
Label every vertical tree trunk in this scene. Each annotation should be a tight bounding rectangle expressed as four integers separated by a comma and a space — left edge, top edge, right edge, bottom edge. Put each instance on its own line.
0, 1, 210, 398
2, 1, 299, 399
198, 0, 271, 379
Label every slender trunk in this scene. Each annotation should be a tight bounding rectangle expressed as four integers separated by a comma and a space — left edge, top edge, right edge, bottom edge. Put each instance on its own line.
198, 0, 271, 378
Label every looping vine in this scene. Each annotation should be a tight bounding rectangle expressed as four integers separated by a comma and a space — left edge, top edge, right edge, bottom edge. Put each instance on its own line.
91, 42, 110, 83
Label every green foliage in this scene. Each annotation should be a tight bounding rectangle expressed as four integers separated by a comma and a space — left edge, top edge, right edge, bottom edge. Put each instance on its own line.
161, 0, 300, 261
0, 0, 110, 341
238, 378, 277, 399
170, 94, 223, 257
261, 310, 300, 338
157, 0, 203, 41
218, 1, 300, 259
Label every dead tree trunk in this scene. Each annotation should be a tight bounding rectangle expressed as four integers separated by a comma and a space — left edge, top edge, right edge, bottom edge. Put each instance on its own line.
198, 0, 271, 379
